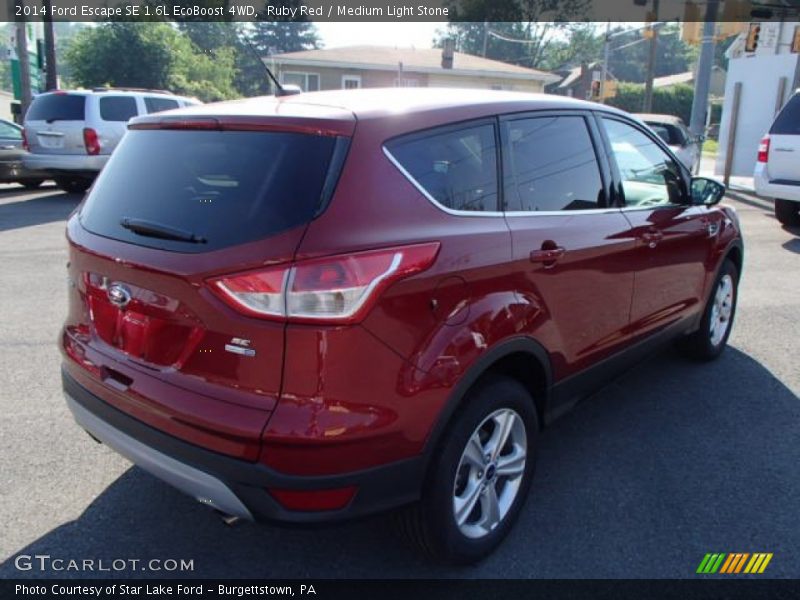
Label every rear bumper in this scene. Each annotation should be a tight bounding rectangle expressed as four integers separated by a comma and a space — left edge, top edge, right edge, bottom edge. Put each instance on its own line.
23, 152, 108, 174
754, 164, 800, 202
62, 369, 424, 523
0, 160, 49, 182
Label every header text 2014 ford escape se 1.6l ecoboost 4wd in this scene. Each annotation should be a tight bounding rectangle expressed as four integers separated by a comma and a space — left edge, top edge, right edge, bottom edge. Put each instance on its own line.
61, 89, 742, 564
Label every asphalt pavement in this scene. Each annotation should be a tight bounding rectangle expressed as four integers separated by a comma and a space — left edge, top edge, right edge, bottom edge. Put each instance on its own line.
0, 183, 798, 578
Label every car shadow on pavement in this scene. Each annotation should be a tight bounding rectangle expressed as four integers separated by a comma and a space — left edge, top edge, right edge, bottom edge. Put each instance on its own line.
0, 191, 81, 233
2, 346, 799, 579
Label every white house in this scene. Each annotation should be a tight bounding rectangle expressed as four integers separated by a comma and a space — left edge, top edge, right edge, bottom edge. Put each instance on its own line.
716, 22, 800, 178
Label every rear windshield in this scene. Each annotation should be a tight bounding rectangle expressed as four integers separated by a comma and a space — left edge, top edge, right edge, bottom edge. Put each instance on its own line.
27, 94, 86, 122
770, 94, 800, 135
646, 122, 686, 146
80, 129, 342, 253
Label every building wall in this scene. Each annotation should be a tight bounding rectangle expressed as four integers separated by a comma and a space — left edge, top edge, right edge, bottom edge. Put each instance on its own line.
715, 23, 799, 178
274, 63, 544, 93
0, 91, 15, 122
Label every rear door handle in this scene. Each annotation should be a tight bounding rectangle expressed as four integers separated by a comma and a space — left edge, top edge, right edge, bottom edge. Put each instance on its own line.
530, 246, 565, 266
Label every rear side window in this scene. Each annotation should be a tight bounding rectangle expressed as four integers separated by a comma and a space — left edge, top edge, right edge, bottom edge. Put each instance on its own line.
386, 123, 498, 212
99, 96, 139, 122
771, 94, 800, 135
503, 116, 603, 211
26, 94, 85, 122
145, 97, 180, 114
80, 130, 341, 253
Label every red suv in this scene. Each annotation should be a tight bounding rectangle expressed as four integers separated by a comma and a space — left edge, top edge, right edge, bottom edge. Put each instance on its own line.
61, 89, 743, 564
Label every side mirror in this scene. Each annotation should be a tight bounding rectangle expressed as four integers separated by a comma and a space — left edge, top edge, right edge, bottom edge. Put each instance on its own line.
691, 176, 725, 206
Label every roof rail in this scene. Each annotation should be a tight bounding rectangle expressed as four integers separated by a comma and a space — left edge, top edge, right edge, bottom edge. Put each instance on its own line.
92, 87, 174, 95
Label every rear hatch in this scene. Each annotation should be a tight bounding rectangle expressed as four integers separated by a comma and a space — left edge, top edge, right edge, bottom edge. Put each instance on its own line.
25, 92, 88, 155
768, 94, 800, 182
65, 114, 352, 459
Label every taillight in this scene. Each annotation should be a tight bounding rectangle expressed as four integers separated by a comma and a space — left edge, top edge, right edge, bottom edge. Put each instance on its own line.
83, 127, 100, 155
209, 242, 440, 324
757, 135, 770, 163
21, 128, 29, 151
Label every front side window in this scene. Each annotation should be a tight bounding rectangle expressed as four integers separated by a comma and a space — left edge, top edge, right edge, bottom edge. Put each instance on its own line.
386, 123, 499, 213
99, 96, 139, 122
602, 118, 685, 208
502, 115, 603, 211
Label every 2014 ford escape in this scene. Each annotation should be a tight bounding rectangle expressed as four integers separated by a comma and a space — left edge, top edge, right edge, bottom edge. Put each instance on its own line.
61, 89, 743, 564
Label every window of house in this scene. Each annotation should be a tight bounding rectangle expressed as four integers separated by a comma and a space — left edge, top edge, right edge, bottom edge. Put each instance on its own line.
281, 72, 320, 92
394, 78, 419, 87
386, 122, 499, 213
342, 75, 361, 89
502, 115, 603, 211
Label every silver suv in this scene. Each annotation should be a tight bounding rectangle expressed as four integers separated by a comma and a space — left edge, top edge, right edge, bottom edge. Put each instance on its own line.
23, 88, 199, 194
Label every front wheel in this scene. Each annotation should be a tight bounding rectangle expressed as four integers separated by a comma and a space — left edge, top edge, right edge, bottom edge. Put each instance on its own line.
395, 376, 538, 564
774, 199, 800, 226
55, 176, 91, 195
679, 259, 738, 361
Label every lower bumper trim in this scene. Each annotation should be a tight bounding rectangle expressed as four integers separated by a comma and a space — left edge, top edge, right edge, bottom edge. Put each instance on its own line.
66, 393, 253, 520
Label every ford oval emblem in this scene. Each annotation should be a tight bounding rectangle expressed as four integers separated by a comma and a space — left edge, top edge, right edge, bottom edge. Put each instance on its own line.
107, 283, 132, 309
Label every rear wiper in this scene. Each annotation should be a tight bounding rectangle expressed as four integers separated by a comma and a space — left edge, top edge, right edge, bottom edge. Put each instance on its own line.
120, 217, 206, 244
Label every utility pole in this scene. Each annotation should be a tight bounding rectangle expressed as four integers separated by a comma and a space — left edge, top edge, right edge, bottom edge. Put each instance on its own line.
642, 0, 660, 112
14, 11, 33, 118
42, 0, 57, 90
689, 1, 720, 141
600, 22, 611, 104
482, 22, 489, 57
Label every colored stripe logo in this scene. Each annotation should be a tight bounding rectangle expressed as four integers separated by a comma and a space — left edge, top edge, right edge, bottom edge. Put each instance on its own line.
696, 553, 773, 574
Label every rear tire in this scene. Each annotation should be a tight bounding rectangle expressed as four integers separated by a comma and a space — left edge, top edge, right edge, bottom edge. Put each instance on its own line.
678, 259, 738, 361
55, 176, 91, 195
21, 179, 44, 189
395, 376, 538, 564
774, 199, 800, 226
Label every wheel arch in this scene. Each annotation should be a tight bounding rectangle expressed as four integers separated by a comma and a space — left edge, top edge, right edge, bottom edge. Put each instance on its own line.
420, 336, 552, 470
724, 241, 743, 278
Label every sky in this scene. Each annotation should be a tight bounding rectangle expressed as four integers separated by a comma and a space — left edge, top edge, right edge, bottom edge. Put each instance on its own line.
315, 22, 444, 49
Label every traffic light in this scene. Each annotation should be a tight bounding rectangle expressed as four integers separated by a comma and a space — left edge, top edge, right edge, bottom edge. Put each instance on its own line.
745, 22, 761, 52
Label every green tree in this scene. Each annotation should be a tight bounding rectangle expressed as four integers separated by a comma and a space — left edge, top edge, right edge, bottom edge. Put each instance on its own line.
607, 82, 695, 123
65, 22, 236, 102
252, 0, 322, 55
435, 0, 590, 69
179, 22, 271, 97
606, 24, 694, 83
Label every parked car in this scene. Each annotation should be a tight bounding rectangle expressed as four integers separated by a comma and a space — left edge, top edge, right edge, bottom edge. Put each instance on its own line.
60, 89, 742, 564
754, 89, 800, 226
23, 88, 199, 194
0, 118, 49, 188
635, 113, 702, 173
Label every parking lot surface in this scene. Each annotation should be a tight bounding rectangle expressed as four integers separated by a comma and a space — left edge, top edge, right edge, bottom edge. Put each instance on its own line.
0, 184, 798, 578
